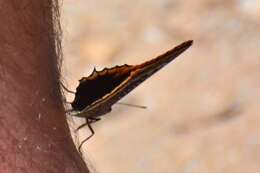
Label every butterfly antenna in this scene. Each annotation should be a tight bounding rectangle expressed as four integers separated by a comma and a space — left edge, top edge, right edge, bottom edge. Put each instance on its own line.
60, 82, 75, 94
116, 102, 147, 109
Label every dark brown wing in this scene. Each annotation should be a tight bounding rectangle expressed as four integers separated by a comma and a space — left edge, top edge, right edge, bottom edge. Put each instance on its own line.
71, 40, 193, 116
71, 64, 135, 111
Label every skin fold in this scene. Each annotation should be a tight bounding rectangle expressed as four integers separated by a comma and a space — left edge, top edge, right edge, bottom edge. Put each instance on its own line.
0, 1, 89, 172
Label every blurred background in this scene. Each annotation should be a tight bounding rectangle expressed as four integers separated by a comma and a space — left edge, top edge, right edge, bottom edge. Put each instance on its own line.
61, 0, 260, 173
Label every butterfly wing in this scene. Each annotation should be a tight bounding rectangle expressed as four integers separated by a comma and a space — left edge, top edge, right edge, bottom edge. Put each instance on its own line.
71, 64, 134, 111
73, 40, 193, 118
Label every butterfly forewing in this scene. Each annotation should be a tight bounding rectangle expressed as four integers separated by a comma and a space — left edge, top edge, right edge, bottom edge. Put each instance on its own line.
71, 65, 134, 111
71, 40, 193, 118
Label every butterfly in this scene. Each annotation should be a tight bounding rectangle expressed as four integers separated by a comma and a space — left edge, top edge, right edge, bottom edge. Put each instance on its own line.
68, 40, 193, 152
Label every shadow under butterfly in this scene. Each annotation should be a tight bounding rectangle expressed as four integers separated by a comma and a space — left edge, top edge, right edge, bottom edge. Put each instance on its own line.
68, 40, 193, 153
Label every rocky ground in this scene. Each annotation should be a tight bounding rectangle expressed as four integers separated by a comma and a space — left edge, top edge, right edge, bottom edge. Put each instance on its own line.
61, 0, 260, 173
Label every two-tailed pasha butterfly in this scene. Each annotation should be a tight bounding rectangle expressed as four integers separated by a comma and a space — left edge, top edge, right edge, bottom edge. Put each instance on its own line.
69, 40, 193, 152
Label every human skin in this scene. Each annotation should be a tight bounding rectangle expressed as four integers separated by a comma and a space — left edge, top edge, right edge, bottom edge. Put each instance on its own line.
0, 0, 89, 172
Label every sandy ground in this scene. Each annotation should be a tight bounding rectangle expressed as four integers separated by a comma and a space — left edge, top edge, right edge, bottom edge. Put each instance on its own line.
61, 0, 260, 173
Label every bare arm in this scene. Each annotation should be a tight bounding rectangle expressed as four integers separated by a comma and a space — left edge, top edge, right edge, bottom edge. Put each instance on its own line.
0, 0, 89, 172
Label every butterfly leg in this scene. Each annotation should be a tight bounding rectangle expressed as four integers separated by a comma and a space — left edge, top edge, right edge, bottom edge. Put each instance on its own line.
60, 82, 74, 108
75, 117, 100, 132
89, 117, 101, 123
65, 109, 74, 114
78, 118, 99, 154
60, 82, 75, 94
